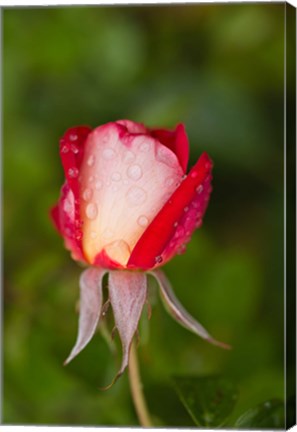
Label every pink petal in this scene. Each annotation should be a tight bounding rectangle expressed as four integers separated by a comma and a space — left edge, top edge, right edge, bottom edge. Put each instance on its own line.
64, 267, 106, 365
108, 271, 147, 381
151, 269, 231, 349
150, 123, 189, 172
127, 152, 213, 270
79, 124, 183, 266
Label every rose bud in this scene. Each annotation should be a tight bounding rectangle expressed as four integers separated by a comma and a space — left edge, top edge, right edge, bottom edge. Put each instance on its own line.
51, 120, 229, 385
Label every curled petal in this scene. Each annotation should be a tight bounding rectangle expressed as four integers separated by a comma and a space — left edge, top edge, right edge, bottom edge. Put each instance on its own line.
108, 271, 147, 384
150, 123, 189, 173
151, 269, 230, 349
128, 152, 213, 270
64, 267, 106, 365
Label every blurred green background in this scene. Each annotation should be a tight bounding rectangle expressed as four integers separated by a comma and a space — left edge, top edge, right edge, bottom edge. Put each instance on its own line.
3, 3, 292, 427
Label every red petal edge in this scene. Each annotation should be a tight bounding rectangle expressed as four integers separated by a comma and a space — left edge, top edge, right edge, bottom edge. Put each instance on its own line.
150, 123, 189, 173
127, 152, 213, 270
52, 126, 92, 262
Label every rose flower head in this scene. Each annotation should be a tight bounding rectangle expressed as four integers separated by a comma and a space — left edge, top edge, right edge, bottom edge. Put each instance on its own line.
51, 120, 229, 385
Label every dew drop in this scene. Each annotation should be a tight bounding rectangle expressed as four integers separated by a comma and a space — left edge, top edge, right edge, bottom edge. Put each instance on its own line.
69, 133, 78, 142
112, 185, 119, 192
61, 145, 69, 153
95, 180, 103, 190
103, 148, 116, 160
126, 186, 147, 206
155, 255, 163, 264
63, 194, 74, 215
190, 170, 198, 179
68, 167, 79, 178
111, 172, 121, 181
156, 146, 176, 167
139, 141, 151, 152
123, 150, 135, 163
175, 226, 185, 238
87, 154, 95, 166
196, 185, 204, 194
75, 231, 82, 241
85, 203, 98, 220
137, 215, 149, 227
71, 144, 79, 154
89, 176, 94, 183
184, 206, 189, 212
82, 188, 92, 201
127, 164, 143, 181
165, 177, 175, 187
173, 222, 178, 228
105, 239, 131, 264
195, 219, 202, 228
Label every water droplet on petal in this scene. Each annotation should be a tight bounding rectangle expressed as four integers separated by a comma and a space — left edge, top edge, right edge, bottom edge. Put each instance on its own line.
137, 215, 149, 227
71, 144, 79, 154
155, 255, 163, 264
111, 172, 121, 181
126, 186, 147, 206
82, 188, 92, 201
139, 141, 151, 152
87, 154, 95, 166
190, 170, 198, 179
195, 219, 202, 228
103, 148, 116, 160
68, 167, 79, 178
196, 185, 204, 194
104, 239, 131, 264
61, 145, 69, 153
127, 164, 143, 181
165, 177, 175, 187
175, 226, 185, 238
95, 180, 103, 190
69, 133, 78, 142
89, 176, 94, 183
85, 203, 98, 220
184, 206, 189, 212
156, 146, 176, 167
123, 150, 135, 163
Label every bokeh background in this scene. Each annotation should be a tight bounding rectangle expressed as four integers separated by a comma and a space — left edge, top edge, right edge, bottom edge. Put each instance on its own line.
3, 3, 293, 427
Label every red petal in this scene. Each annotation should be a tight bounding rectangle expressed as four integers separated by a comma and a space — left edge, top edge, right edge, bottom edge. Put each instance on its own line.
150, 123, 189, 172
55, 126, 92, 261
127, 152, 213, 270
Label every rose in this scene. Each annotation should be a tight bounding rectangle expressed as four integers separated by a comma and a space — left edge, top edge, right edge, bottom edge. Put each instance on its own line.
51, 120, 228, 385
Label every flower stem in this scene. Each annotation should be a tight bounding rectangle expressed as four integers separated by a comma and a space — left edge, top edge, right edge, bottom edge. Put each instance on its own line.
128, 340, 152, 427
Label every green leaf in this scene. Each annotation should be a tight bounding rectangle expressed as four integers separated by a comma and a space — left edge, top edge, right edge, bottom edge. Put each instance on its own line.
172, 375, 238, 427
235, 399, 285, 429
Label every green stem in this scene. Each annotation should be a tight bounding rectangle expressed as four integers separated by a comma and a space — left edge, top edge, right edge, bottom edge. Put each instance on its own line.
128, 340, 153, 427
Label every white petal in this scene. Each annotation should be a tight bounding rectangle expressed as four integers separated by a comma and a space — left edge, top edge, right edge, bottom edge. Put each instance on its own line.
64, 267, 106, 365
80, 124, 184, 265
108, 271, 147, 380
151, 269, 230, 349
